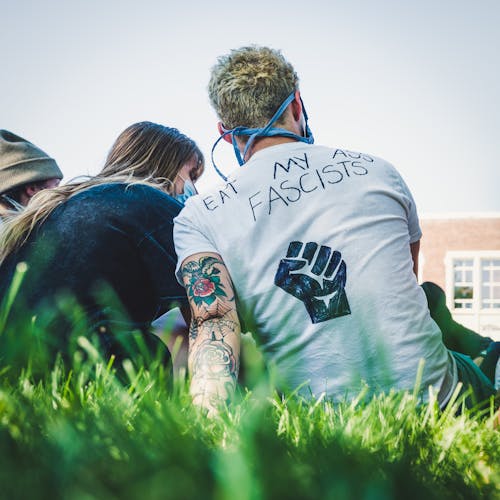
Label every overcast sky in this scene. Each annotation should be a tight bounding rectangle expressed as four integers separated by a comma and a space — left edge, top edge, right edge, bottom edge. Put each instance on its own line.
2, 0, 499, 214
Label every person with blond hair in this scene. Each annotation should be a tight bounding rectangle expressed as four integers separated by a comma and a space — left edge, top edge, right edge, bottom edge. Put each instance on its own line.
0, 130, 62, 220
174, 46, 497, 414
0, 121, 203, 367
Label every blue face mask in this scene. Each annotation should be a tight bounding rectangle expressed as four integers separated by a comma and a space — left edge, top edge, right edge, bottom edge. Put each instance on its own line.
211, 91, 314, 181
174, 177, 197, 205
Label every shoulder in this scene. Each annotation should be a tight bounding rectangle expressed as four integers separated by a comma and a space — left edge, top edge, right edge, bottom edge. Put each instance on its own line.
332, 147, 408, 182
91, 182, 176, 200
51, 183, 183, 233
327, 146, 391, 167
81, 182, 182, 211
176, 173, 239, 220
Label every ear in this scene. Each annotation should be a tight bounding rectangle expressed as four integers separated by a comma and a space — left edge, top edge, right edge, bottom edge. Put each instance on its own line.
218, 122, 233, 144
16, 185, 35, 207
24, 184, 39, 198
290, 90, 303, 122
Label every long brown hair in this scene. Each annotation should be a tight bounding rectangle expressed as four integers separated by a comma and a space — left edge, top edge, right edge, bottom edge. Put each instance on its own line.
0, 122, 203, 261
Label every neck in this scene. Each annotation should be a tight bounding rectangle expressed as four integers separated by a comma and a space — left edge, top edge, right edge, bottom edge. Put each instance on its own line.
242, 135, 299, 160
237, 117, 305, 161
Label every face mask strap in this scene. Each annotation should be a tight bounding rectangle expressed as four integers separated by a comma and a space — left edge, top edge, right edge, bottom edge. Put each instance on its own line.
299, 96, 314, 142
231, 128, 246, 167
240, 92, 297, 162
211, 91, 314, 180
210, 130, 233, 182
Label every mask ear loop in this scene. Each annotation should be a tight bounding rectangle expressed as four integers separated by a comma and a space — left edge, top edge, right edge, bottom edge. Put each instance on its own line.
240, 92, 297, 162
299, 96, 313, 142
211, 91, 314, 181
210, 129, 233, 182
230, 127, 246, 166
211, 125, 251, 181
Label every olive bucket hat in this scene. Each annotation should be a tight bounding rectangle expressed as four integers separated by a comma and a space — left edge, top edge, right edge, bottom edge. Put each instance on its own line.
0, 130, 63, 195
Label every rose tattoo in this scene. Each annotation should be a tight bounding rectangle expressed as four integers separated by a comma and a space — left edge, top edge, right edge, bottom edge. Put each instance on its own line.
183, 256, 227, 306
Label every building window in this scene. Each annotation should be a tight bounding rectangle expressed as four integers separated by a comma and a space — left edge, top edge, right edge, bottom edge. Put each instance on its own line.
481, 259, 500, 309
453, 259, 474, 309
447, 252, 500, 312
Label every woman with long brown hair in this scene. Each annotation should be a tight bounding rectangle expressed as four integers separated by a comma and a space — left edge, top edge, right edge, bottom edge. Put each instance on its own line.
0, 121, 203, 369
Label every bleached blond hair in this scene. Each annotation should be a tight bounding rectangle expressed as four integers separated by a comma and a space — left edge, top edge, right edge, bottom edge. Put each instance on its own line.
208, 46, 299, 130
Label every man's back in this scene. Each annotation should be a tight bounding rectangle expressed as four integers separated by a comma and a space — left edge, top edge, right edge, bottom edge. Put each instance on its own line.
175, 142, 452, 402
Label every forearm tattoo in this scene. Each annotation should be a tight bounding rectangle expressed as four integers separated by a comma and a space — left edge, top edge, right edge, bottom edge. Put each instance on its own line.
190, 323, 239, 408
182, 256, 240, 411
189, 318, 199, 341
191, 334, 237, 384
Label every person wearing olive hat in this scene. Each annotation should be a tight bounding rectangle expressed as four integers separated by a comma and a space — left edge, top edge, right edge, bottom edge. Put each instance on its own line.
0, 130, 63, 217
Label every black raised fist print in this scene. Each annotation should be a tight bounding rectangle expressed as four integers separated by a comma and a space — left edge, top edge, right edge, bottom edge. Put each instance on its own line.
274, 241, 351, 323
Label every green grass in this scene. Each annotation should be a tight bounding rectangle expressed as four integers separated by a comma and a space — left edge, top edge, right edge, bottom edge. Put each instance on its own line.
0, 266, 498, 499
0, 339, 498, 500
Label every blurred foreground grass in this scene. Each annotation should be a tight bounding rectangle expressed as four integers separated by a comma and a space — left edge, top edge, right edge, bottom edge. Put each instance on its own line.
0, 335, 498, 500
0, 263, 498, 500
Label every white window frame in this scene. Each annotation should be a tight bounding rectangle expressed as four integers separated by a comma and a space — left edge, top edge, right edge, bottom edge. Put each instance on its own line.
445, 251, 500, 314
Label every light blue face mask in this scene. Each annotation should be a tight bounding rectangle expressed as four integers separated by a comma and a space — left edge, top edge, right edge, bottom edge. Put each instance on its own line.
211, 91, 314, 181
174, 177, 197, 205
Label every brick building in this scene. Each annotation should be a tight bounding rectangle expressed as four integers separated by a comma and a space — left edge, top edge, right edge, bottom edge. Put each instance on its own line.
419, 214, 500, 341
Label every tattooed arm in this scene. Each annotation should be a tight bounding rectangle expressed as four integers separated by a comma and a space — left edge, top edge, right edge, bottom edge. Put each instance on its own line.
180, 252, 240, 414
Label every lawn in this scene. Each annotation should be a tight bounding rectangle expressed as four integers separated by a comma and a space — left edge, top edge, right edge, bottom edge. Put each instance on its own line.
0, 267, 498, 500
0, 331, 498, 500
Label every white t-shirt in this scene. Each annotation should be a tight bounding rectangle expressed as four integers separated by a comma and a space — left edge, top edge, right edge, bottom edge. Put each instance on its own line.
175, 142, 455, 404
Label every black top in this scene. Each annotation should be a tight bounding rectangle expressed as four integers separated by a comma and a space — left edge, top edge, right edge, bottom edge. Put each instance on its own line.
0, 183, 187, 356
